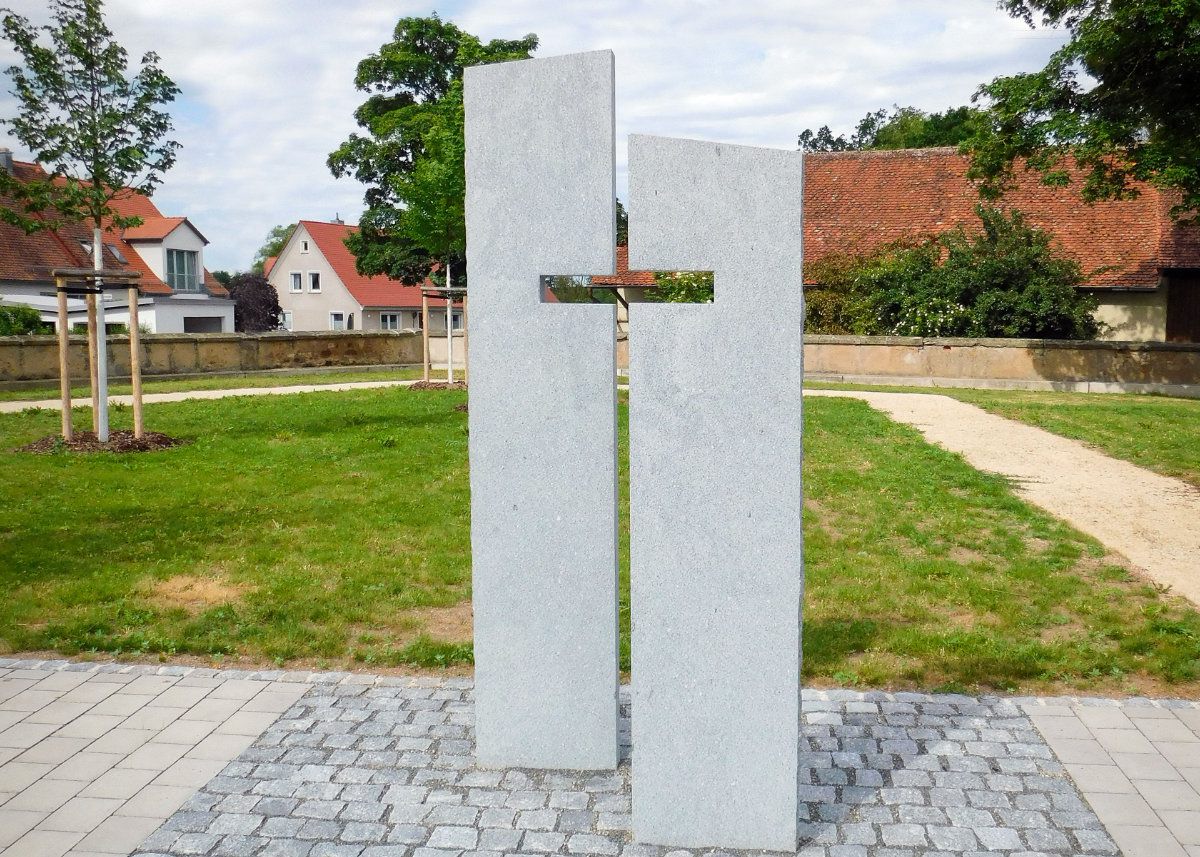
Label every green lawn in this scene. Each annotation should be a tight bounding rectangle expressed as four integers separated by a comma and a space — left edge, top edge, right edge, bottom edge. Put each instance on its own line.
809, 382, 1200, 488
0, 366, 427, 403
1, 387, 1197, 695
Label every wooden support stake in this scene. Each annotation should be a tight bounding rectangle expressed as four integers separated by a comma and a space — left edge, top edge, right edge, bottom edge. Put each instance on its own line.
462, 293, 469, 384
56, 279, 73, 441
421, 292, 431, 382
85, 292, 100, 433
128, 287, 144, 439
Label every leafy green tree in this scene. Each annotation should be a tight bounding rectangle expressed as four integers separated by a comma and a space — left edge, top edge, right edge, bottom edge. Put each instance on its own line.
799, 105, 984, 152
211, 270, 233, 286
328, 15, 537, 285
968, 0, 1200, 219
811, 206, 1100, 339
616, 198, 628, 245
647, 271, 715, 304
0, 0, 179, 442
251, 224, 295, 274
0, 304, 46, 335
0, 0, 179, 238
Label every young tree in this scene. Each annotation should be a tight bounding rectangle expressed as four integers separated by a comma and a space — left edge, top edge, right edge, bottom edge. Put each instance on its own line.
0, 0, 179, 440
226, 273, 282, 333
251, 223, 295, 273
328, 15, 537, 285
968, 0, 1200, 220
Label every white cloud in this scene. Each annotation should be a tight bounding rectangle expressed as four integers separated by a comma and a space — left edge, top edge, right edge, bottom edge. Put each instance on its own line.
0, 0, 1065, 270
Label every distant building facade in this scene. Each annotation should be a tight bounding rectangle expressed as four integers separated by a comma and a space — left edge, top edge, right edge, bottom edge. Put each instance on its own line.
0, 149, 234, 333
803, 148, 1200, 343
269, 220, 458, 333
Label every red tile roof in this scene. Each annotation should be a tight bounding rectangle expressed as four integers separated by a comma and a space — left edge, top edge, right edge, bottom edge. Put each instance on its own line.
123, 216, 188, 242
592, 246, 656, 287
300, 220, 449, 307
803, 148, 1197, 288
263, 256, 278, 277
0, 160, 226, 297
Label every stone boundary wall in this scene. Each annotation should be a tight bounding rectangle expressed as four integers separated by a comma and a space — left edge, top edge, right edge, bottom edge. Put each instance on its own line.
2, 331, 1198, 396
0, 330, 428, 384
801, 335, 1200, 396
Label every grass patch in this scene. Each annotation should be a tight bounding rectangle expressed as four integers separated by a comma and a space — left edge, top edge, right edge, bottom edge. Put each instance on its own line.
1, 386, 1198, 693
807, 382, 1200, 488
0, 366, 427, 403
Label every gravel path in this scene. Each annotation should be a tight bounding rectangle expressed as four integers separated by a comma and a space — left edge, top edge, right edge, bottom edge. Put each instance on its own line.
0, 380, 418, 414
810, 390, 1200, 609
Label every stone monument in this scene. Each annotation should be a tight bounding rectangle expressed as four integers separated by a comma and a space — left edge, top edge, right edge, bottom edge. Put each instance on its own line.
465, 50, 805, 850
464, 50, 621, 771
627, 135, 805, 849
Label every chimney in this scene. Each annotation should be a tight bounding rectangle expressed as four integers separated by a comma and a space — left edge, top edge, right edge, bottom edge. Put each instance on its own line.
0, 148, 12, 176
332, 213, 344, 225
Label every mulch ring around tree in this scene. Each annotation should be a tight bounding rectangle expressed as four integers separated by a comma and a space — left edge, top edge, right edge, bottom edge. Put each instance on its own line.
18, 430, 188, 454
409, 381, 468, 391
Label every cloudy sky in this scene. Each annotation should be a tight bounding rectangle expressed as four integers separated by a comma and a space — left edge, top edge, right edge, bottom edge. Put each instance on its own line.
0, 1, 1066, 272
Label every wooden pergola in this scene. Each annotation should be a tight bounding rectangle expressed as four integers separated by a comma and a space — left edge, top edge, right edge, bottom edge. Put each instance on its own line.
52, 267, 146, 442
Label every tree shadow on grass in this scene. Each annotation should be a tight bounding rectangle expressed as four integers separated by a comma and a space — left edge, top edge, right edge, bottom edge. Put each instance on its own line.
802, 618, 881, 679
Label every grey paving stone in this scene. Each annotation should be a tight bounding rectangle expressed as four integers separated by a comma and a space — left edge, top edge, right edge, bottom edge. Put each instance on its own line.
129, 683, 1118, 857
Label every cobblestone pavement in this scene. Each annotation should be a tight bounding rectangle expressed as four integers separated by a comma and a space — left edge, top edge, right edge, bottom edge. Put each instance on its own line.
6, 659, 1200, 857
133, 682, 1124, 857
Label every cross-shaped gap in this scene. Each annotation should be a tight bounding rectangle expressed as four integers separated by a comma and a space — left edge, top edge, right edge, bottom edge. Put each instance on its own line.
539, 270, 715, 307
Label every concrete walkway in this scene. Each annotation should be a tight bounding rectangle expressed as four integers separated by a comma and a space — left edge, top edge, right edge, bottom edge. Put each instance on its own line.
809, 390, 1200, 608
2, 659, 1198, 857
0, 380, 419, 415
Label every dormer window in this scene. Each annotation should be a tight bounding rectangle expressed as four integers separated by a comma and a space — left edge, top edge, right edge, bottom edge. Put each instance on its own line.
167, 248, 200, 291
106, 243, 127, 264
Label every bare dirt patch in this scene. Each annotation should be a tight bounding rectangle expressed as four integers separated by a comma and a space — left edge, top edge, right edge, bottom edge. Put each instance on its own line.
18, 430, 185, 454
144, 574, 250, 616
412, 602, 473, 641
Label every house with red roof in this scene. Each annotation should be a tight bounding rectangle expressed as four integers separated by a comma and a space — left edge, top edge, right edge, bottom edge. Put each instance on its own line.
269, 220, 456, 333
802, 148, 1200, 342
0, 150, 234, 333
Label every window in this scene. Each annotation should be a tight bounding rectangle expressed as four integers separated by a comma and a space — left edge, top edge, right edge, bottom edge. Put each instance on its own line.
330, 312, 345, 331
452, 311, 463, 330
347, 313, 355, 331
106, 243, 127, 264
280, 310, 293, 331
412, 311, 423, 331
301, 240, 310, 253
290, 272, 302, 293
309, 272, 321, 292
380, 313, 399, 330
166, 249, 200, 291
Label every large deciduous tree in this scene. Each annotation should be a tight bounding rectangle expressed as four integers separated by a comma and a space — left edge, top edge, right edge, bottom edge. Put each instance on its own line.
328, 15, 537, 287
968, 0, 1200, 220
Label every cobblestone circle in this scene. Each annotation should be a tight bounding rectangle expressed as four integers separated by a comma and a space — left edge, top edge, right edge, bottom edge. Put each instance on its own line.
127, 681, 1119, 857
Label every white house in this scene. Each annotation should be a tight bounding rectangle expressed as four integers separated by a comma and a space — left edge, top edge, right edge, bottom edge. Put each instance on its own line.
0, 149, 234, 333
268, 220, 460, 333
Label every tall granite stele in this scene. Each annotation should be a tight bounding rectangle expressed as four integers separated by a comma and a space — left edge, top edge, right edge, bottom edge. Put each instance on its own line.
464, 50, 805, 851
